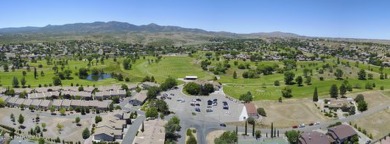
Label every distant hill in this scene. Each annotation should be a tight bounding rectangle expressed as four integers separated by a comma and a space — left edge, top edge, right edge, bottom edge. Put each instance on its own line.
12, 21, 387, 46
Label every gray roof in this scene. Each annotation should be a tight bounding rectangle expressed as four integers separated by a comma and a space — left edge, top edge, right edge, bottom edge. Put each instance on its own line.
39, 100, 51, 107
31, 99, 42, 106
52, 99, 63, 107
61, 99, 71, 106
22, 99, 33, 106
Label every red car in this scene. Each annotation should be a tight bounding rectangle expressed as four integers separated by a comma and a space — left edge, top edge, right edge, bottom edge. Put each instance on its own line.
292, 125, 298, 128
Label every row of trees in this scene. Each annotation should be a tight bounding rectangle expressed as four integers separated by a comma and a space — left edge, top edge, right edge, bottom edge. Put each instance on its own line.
183, 82, 215, 96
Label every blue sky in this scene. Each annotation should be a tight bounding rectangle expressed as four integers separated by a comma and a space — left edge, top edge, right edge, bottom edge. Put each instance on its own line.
1, 0, 390, 39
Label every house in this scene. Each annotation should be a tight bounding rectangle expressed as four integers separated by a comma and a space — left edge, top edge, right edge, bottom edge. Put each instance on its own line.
93, 112, 126, 142
298, 131, 330, 144
61, 99, 71, 109
327, 124, 357, 144
39, 100, 51, 109
96, 100, 111, 110
184, 76, 198, 81
31, 99, 42, 109
22, 99, 33, 107
324, 98, 354, 112
130, 91, 148, 106
244, 103, 258, 119
111, 90, 126, 98
140, 82, 160, 89
0, 95, 10, 102
15, 98, 25, 107
52, 99, 63, 109
70, 100, 82, 108
95, 91, 111, 100
7, 97, 18, 107
133, 119, 167, 144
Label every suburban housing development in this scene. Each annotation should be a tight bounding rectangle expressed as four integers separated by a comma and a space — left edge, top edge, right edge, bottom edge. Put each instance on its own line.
0, 1, 390, 144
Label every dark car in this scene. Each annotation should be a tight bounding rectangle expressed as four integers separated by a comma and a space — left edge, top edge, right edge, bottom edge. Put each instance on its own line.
207, 100, 213, 105
195, 107, 201, 112
196, 98, 201, 101
220, 123, 226, 127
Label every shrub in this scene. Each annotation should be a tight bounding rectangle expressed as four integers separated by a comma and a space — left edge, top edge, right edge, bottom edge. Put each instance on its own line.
257, 108, 266, 116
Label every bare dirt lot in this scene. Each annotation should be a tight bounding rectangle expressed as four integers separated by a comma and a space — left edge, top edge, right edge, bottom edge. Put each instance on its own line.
206, 130, 225, 144
352, 109, 390, 139
0, 108, 92, 142
253, 99, 330, 128
348, 90, 390, 109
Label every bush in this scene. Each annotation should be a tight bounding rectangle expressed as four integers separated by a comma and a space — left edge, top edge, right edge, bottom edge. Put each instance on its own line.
247, 117, 255, 125
274, 80, 280, 86
187, 129, 192, 136
257, 108, 266, 116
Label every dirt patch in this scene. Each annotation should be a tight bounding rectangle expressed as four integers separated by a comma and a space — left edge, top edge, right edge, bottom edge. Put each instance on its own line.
352, 109, 390, 139
206, 130, 225, 144
253, 99, 329, 128
348, 91, 390, 109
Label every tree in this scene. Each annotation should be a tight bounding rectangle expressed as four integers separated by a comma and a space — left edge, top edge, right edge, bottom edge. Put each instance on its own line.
75, 117, 80, 126
147, 86, 161, 99
165, 116, 181, 141
271, 122, 273, 138
21, 77, 26, 88
183, 82, 201, 95
214, 131, 237, 144
160, 77, 178, 91
3, 64, 8, 72
368, 73, 373, 80
50, 106, 55, 113
52, 76, 62, 86
247, 117, 255, 125
334, 69, 343, 80
146, 107, 158, 118
357, 100, 368, 112
59, 108, 66, 116
35, 125, 41, 134
274, 80, 280, 86
313, 87, 319, 102
34, 67, 38, 79
0, 98, 6, 107
285, 130, 299, 144
244, 120, 248, 135
18, 114, 24, 125
38, 138, 45, 144
122, 58, 132, 70
295, 76, 303, 86
82, 128, 90, 139
282, 87, 292, 98
41, 123, 46, 131
284, 71, 295, 85
187, 135, 197, 144
239, 91, 253, 103
78, 68, 89, 79
255, 130, 262, 139
305, 76, 312, 85
329, 84, 338, 99
12, 76, 19, 88
252, 120, 255, 137
257, 108, 266, 116
233, 71, 237, 79
57, 123, 64, 133
95, 115, 102, 123
10, 113, 15, 122
339, 84, 347, 97
358, 69, 366, 80
355, 94, 365, 102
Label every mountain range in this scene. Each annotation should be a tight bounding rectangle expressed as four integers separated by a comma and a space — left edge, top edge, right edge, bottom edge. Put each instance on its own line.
0, 21, 388, 44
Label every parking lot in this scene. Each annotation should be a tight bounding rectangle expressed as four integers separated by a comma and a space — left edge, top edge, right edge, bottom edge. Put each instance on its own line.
158, 86, 244, 123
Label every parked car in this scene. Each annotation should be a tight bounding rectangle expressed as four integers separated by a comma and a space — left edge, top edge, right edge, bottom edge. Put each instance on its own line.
299, 123, 305, 128
292, 125, 298, 128
314, 122, 320, 125
207, 105, 212, 108
190, 102, 195, 106
220, 123, 226, 127
196, 98, 201, 101
195, 103, 201, 106
207, 100, 213, 105
206, 109, 213, 112
195, 107, 201, 112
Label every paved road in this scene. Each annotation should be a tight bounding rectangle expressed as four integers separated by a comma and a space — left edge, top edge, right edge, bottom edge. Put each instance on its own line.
121, 115, 145, 144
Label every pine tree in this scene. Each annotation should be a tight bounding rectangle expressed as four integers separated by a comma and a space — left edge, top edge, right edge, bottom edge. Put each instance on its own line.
34, 67, 38, 79
141, 121, 144, 132
313, 87, 318, 102
271, 122, 273, 138
252, 122, 255, 137
233, 71, 237, 79
244, 120, 247, 135
330, 84, 338, 99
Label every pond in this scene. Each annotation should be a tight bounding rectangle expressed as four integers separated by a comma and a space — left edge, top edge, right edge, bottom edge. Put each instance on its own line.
86, 73, 112, 81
